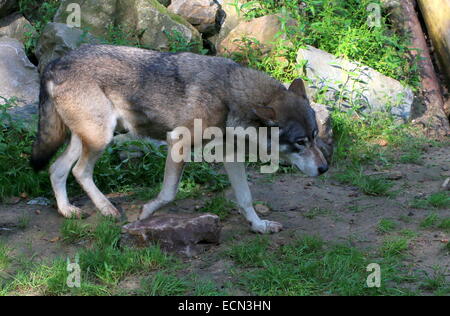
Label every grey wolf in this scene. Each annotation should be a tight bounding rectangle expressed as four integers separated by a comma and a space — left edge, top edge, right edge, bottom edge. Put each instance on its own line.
31, 44, 328, 234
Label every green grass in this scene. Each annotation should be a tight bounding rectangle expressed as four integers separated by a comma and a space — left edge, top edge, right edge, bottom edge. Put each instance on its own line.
377, 219, 398, 234
227, 235, 412, 295
0, 243, 11, 270
198, 195, 235, 220
411, 193, 450, 210
420, 213, 440, 229
420, 267, 450, 296
139, 272, 188, 296
60, 219, 93, 243
380, 236, 410, 258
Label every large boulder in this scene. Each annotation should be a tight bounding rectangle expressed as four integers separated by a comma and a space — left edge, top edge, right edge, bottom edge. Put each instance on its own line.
122, 213, 221, 257
168, 0, 220, 35
54, 0, 116, 39
117, 0, 202, 51
0, 13, 35, 43
0, 0, 18, 19
417, 0, 450, 89
297, 46, 414, 120
36, 23, 99, 73
0, 37, 39, 106
218, 14, 294, 55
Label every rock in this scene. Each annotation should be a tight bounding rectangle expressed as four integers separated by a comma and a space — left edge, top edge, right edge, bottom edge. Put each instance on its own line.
0, 37, 39, 106
168, 0, 219, 35
254, 204, 270, 215
297, 45, 414, 120
218, 14, 294, 55
0, 0, 18, 19
417, 0, 450, 88
36, 23, 99, 73
7, 102, 38, 128
117, 0, 202, 51
0, 13, 35, 43
27, 197, 52, 206
54, 0, 117, 39
122, 213, 221, 257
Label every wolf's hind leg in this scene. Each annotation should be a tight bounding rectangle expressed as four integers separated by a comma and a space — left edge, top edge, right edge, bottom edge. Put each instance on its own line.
224, 162, 283, 234
139, 152, 185, 220
50, 134, 82, 218
72, 141, 120, 218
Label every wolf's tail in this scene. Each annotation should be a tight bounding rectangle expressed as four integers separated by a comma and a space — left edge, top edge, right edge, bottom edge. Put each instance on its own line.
30, 75, 67, 171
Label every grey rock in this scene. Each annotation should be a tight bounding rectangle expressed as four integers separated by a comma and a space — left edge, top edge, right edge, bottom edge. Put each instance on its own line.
297, 45, 414, 120
168, 0, 219, 35
0, 37, 39, 106
122, 213, 221, 257
117, 0, 202, 51
36, 23, 99, 73
54, 0, 117, 39
27, 197, 52, 206
0, 13, 36, 43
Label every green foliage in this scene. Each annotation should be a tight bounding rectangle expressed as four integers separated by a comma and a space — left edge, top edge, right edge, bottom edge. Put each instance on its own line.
19, 0, 60, 57
140, 272, 188, 296
234, 0, 419, 87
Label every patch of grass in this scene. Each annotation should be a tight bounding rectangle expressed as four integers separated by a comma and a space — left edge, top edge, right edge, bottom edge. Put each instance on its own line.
377, 219, 398, 234
140, 272, 188, 296
420, 213, 440, 229
226, 236, 272, 268
411, 192, 450, 210
380, 236, 410, 258
17, 212, 31, 230
60, 219, 93, 244
228, 235, 411, 295
438, 218, 450, 232
0, 243, 11, 270
334, 167, 394, 196
420, 267, 450, 296
303, 207, 331, 220
199, 195, 235, 220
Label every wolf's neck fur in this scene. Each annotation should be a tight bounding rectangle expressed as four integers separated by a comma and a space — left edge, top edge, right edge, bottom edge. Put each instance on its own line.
228, 67, 286, 109
225, 66, 286, 127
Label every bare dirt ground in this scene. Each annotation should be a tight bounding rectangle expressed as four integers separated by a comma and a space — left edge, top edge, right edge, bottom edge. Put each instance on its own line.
1, 144, 449, 294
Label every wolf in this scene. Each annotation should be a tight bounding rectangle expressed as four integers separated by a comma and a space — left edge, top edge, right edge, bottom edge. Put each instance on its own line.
31, 44, 328, 234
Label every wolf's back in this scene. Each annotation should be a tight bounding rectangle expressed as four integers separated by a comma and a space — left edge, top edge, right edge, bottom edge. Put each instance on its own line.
30, 61, 68, 171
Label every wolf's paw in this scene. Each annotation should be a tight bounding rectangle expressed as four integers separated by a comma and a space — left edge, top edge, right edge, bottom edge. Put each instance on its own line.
59, 205, 83, 219
251, 220, 283, 234
100, 205, 121, 218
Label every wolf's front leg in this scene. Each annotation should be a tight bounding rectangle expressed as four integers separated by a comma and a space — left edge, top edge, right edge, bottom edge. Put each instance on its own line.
139, 152, 185, 220
224, 162, 283, 234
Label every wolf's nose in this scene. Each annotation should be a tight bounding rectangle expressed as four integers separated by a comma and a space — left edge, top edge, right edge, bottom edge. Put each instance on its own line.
318, 165, 329, 175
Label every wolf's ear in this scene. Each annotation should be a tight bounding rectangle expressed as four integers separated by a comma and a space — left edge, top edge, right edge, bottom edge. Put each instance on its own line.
289, 78, 308, 99
253, 106, 278, 126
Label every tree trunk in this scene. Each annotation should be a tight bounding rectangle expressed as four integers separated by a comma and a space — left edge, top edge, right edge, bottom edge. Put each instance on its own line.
385, 0, 450, 138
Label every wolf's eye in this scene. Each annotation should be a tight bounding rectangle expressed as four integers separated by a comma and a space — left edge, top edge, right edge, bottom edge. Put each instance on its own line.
296, 139, 307, 146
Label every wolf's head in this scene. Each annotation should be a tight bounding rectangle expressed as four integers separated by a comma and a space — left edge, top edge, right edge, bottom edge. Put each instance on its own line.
254, 79, 329, 177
